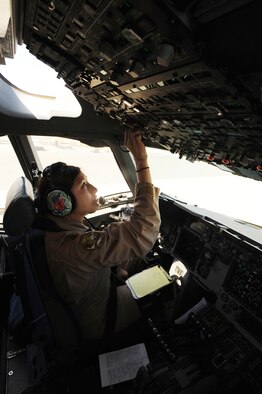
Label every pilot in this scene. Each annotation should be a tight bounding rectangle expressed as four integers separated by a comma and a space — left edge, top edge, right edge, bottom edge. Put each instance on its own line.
34, 130, 161, 343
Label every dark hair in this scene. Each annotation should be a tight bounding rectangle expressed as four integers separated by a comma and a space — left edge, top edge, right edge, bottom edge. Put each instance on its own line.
35, 162, 80, 214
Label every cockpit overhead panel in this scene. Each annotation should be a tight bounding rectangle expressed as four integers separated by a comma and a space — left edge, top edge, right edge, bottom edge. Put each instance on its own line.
20, 0, 262, 180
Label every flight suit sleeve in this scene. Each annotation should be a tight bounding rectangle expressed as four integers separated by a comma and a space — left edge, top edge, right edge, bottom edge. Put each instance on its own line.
58, 183, 161, 272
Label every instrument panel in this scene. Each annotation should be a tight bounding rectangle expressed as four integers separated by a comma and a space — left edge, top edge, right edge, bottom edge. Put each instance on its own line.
159, 194, 262, 313
152, 193, 262, 393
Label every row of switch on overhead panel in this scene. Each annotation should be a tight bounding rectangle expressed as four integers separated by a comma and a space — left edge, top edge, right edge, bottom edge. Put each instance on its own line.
23, 0, 262, 177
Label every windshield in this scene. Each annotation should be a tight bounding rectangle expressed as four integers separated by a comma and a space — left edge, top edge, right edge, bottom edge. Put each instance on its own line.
147, 147, 262, 227
30, 135, 129, 197
32, 136, 262, 226
1, 135, 261, 227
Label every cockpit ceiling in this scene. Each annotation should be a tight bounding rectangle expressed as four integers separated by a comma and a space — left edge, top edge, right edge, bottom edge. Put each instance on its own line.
17, 0, 262, 179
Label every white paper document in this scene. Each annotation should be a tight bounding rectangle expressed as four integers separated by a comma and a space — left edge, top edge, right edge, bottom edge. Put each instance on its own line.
99, 343, 149, 387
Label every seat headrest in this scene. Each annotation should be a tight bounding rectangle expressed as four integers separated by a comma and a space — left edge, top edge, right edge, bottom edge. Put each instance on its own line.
3, 177, 36, 236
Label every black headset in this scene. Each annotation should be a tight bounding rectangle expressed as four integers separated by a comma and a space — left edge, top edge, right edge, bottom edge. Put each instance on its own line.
43, 165, 76, 217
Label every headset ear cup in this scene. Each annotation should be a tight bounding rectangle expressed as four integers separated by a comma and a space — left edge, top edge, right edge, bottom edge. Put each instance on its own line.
46, 189, 75, 216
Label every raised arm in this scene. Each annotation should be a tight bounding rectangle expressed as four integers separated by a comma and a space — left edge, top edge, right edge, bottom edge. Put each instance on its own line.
124, 129, 152, 184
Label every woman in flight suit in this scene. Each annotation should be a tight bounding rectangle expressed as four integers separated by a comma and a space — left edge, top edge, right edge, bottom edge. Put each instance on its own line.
35, 130, 161, 343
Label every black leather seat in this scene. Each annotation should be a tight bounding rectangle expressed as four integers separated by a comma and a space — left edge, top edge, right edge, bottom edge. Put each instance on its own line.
3, 177, 88, 385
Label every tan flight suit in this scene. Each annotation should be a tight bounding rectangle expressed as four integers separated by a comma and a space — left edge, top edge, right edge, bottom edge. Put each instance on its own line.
44, 183, 161, 341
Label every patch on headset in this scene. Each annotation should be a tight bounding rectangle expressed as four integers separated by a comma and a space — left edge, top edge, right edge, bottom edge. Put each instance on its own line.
80, 232, 103, 250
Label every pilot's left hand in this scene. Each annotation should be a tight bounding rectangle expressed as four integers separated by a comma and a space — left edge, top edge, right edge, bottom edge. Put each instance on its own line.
116, 266, 129, 285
